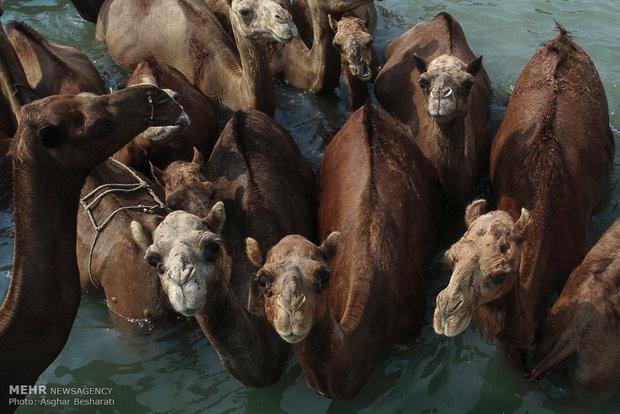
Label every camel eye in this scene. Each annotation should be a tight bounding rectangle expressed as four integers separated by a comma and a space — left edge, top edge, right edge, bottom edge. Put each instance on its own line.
488, 271, 510, 287
202, 239, 220, 262
333, 41, 342, 51
461, 78, 474, 94
418, 77, 430, 91
238, 8, 252, 18
315, 268, 331, 288
254, 271, 269, 288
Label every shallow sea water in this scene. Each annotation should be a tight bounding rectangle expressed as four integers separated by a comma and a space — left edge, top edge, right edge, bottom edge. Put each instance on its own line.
1, 0, 619, 413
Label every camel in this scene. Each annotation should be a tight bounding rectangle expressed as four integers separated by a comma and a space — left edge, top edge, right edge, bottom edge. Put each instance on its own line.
246, 104, 445, 399
0, 84, 184, 412
133, 108, 317, 386
275, 0, 375, 94
433, 24, 615, 370
69, 0, 106, 22
374, 12, 492, 208
527, 218, 620, 398
0, 12, 39, 181
113, 59, 217, 179
328, 4, 379, 108
96, 0, 297, 116
7, 21, 106, 96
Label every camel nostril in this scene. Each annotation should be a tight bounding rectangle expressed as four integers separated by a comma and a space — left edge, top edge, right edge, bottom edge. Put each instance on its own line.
449, 298, 463, 314
443, 88, 453, 98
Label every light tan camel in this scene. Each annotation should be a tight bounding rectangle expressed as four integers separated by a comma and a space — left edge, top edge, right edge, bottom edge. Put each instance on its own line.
96, 0, 297, 116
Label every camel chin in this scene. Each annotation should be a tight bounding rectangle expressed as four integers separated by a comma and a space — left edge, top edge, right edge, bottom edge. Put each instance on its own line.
142, 110, 190, 142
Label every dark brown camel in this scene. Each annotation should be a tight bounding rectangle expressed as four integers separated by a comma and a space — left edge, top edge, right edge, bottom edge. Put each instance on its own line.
113, 59, 217, 179
374, 12, 491, 207
433, 24, 615, 370
527, 218, 620, 398
7, 21, 106, 96
247, 104, 445, 399
1, 23, 190, 322
133, 108, 317, 386
0, 84, 184, 412
96, 0, 297, 116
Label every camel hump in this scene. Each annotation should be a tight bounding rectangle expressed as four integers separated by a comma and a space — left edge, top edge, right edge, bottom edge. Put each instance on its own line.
6, 21, 49, 46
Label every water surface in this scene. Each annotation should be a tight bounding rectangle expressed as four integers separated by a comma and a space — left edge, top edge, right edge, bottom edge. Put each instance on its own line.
1, 0, 619, 413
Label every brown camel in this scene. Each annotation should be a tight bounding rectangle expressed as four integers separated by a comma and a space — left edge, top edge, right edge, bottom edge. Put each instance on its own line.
0, 84, 184, 412
0, 11, 39, 181
527, 218, 620, 398
247, 104, 445, 399
7, 21, 106, 96
328, 4, 378, 108
374, 12, 491, 207
433, 24, 615, 370
96, 0, 297, 116
133, 108, 317, 386
113, 59, 217, 179
69, 0, 106, 22
275, 0, 374, 94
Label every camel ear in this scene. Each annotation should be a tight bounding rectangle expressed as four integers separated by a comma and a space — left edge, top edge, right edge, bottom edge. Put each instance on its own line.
131, 220, 153, 249
38, 125, 64, 148
465, 199, 486, 229
512, 208, 533, 244
149, 162, 165, 188
467, 55, 483, 76
413, 54, 427, 74
204, 201, 225, 233
328, 14, 338, 33
320, 231, 340, 262
192, 147, 205, 167
246, 237, 265, 268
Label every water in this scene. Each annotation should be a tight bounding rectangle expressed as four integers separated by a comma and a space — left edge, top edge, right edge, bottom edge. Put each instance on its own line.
1, 0, 619, 412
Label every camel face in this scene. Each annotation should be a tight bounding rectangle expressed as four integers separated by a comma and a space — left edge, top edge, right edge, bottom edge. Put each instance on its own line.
417, 54, 482, 123
17, 85, 184, 169
331, 16, 374, 81
139, 87, 190, 142
230, 0, 298, 43
434, 201, 532, 337
247, 233, 338, 343
134, 204, 225, 316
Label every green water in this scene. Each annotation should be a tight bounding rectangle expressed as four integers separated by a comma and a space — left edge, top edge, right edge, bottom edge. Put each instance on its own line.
1, 0, 619, 412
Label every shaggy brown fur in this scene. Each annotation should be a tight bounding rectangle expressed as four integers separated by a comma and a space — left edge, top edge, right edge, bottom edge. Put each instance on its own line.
528, 218, 620, 398
486, 24, 614, 362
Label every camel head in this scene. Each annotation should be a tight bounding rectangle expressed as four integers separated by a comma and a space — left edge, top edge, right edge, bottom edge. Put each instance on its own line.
329, 14, 375, 82
131, 202, 226, 316
227, 0, 298, 44
246, 232, 340, 343
434, 200, 533, 337
14, 84, 184, 171
130, 77, 190, 142
415, 53, 483, 123
151, 149, 215, 217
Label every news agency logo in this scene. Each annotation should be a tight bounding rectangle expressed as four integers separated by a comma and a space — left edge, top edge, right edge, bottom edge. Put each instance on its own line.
8, 384, 115, 408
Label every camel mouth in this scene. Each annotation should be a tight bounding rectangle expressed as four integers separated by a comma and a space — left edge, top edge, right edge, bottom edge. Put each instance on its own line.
142, 111, 190, 142
271, 24, 298, 44
353, 65, 374, 82
433, 306, 472, 337
279, 331, 307, 344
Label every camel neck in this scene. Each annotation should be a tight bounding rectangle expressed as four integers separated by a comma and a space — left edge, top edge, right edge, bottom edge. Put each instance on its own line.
195, 265, 289, 386
232, 30, 275, 116
0, 154, 83, 389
